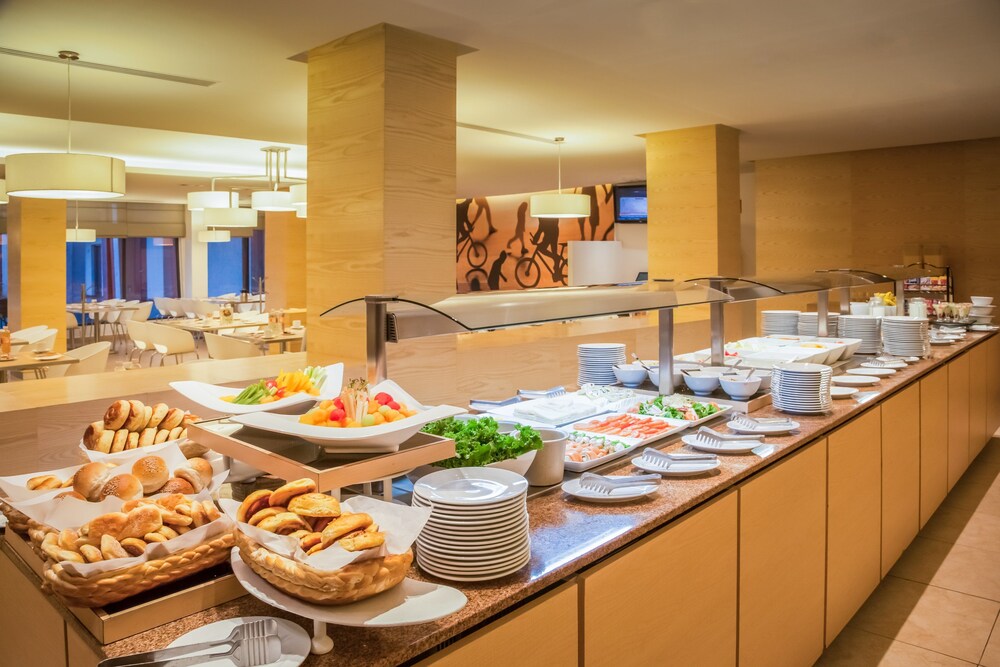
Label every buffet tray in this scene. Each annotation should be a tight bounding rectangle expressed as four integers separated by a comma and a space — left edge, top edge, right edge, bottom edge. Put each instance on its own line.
1, 532, 246, 644
629, 387, 773, 414
187, 418, 456, 492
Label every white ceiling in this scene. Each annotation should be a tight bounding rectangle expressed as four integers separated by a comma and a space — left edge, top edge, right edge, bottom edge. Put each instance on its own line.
1, 0, 998, 202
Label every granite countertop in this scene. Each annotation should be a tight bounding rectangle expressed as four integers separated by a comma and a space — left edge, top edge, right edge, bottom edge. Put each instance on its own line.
23, 331, 999, 666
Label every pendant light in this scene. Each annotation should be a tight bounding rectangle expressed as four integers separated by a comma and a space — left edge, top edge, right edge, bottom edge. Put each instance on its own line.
187, 190, 238, 211
529, 137, 589, 218
66, 201, 97, 243
198, 228, 231, 243
204, 206, 257, 228
289, 183, 306, 205
250, 147, 297, 211
6, 51, 126, 200
293, 203, 306, 219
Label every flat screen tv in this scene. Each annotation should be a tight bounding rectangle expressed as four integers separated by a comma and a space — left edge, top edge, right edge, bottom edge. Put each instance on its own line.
613, 183, 647, 223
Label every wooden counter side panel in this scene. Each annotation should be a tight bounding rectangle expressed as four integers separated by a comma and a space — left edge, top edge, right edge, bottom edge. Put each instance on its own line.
969, 343, 989, 458
881, 384, 921, 576
948, 353, 971, 489
919, 366, 950, 527
988, 335, 1000, 438
416, 580, 577, 667
580, 491, 737, 667
826, 411, 881, 644
739, 439, 827, 667
0, 547, 68, 667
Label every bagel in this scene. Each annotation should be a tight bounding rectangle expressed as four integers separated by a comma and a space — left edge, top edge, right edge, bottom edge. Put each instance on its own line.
110, 429, 129, 453
83, 421, 104, 450
159, 408, 185, 431
104, 400, 130, 430
147, 403, 169, 429
123, 400, 147, 432
96, 430, 115, 454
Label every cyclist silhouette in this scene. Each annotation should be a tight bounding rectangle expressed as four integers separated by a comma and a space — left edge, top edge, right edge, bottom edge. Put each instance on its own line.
530, 217, 561, 272
506, 201, 530, 255
487, 250, 508, 290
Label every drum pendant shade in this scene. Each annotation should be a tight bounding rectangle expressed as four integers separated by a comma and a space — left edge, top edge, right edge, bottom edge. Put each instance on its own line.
6, 153, 126, 199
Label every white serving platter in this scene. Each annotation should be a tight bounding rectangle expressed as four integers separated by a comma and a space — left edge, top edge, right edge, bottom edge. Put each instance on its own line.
170, 363, 344, 415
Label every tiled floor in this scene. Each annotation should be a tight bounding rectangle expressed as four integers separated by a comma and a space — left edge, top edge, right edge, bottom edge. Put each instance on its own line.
818, 436, 1000, 666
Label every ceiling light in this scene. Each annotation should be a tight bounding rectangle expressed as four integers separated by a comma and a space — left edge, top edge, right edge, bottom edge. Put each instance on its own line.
251, 189, 294, 212
529, 137, 590, 218
66, 201, 98, 243
187, 190, 238, 211
294, 203, 306, 219
204, 206, 257, 227
198, 229, 231, 243
0, 179, 7, 205
289, 183, 306, 205
250, 147, 299, 211
5, 51, 126, 200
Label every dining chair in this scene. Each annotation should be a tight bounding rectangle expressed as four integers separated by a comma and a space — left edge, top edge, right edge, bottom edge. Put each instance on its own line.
204, 332, 262, 359
132, 301, 154, 323
145, 323, 200, 365
10, 325, 47, 340
193, 300, 217, 318
65, 312, 82, 349
125, 320, 153, 366
44, 342, 112, 378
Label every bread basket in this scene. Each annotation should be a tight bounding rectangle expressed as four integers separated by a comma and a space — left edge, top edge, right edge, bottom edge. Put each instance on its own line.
39, 528, 235, 608
0, 497, 31, 535
235, 530, 412, 605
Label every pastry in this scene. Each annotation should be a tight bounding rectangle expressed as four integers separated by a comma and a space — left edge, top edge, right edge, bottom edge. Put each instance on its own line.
79, 544, 103, 563
110, 428, 129, 453
57, 529, 79, 550
83, 421, 104, 450
87, 506, 161, 541
339, 529, 385, 552
140, 405, 153, 431
57, 549, 85, 564
309, 516, 334, 533
132, 455, 168, 494
270, 479, 317, 507
156, 477, 195, 495
157, 525, 179, 540
237, 490, 273, 523
288, 492, 341, 518
96, 430, 115, 454
256, 512, 310, 535
104, 400, 131, 430
160, 408, 185, 431
26, 475, 62, 491
126, 432, 140, 450
299, 532, 323, 551
320, 513, 373, 548
155, 493, 191, 512
120, 537, 147, 557
174, 457, 212, 492
73, 462, 115, 501
147, 403, 169, 429
248, 506, 287, 526
55, 490, 86, 501
60, 477, 74, 488
179, 440, 209, 459
156, 508, 193, 527
138, 427, 157, 447
123, 400, 147, 432
98, 474, 143, 501
153, 428, 170, 444
202, 500, 221, 521
100, 534, 129, 560
144, 532, 168, 543
168, 426, 184, 441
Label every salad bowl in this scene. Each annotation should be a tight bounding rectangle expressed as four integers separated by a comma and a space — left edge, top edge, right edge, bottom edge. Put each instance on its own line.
170, 364, 343, 415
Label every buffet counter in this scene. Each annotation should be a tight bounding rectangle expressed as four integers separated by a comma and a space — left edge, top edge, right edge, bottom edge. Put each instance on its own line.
1, 333, 998, 667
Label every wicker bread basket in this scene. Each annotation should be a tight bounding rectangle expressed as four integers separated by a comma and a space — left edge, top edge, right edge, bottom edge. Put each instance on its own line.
40, 530, 235, 608
0, 498, 31, 535
235, 530, 412, 605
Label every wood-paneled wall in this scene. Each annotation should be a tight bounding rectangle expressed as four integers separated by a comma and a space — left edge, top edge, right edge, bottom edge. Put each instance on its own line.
263, 211, 306, 311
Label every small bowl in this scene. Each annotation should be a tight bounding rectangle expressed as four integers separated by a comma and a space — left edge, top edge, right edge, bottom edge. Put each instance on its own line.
971, 296, 994, 306
970, 305, 995, 316
719, 375, 762, 400
750, 370, 772, 390
683, 372, 720, 396
646, 363, 702, 389
850, 302, 871, 315
613, 364, 648, 387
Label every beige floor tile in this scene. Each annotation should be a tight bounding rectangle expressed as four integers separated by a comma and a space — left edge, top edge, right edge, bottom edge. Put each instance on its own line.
891, 538, 1000, 601
983, 614, 1000, 667
942, 476, 1000, 519
921, 504, 1000, 554
847, 576, 999, 663
817, 627, 975, 666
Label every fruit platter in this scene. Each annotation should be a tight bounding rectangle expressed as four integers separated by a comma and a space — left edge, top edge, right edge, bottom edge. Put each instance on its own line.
630, 395, 730, 426
170, 364, 343, 415
231, 379, 466, 453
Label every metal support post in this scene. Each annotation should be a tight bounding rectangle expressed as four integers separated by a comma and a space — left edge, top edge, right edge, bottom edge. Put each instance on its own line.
365, 296, 390, 384
839, 287, 851, 315
709, 278, 725, 365
817, 291, 830, 338
658, 309, 675, 394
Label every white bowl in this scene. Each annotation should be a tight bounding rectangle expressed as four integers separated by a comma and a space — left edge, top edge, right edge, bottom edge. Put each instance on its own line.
646, 363, 701, 388
613, 364, 648, 387
699, 366, 731, 376
751, 370, 772, 390
971, 296, 994, 306
720, 376, 762, 400
970, 305, 995, 316
850, 302, 871, 315
683, 373, 721, 396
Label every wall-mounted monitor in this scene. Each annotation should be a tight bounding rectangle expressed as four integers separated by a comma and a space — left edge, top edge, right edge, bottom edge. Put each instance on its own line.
613, 183, 647, 223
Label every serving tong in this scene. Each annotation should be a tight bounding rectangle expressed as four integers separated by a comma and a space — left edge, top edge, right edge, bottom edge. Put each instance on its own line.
729, 413, 792, 430
99, 619, 280, 667
638, 448, 718, 468
578, 472, 660, 494
690, 428, 764, 449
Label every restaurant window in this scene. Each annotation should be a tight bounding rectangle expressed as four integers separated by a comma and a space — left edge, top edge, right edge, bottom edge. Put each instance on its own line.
207, 231, 266, 295
66, 237, 180, 308
66, 238, 123, 302
122, 238, 181, 307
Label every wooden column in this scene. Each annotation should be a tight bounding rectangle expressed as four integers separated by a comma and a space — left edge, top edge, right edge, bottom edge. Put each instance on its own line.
7, 197, 67, 351
263, 211, 306, 311
306, 23, 459, 366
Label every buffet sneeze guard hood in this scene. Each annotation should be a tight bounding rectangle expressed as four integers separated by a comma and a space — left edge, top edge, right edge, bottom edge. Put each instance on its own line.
817, 263, 951, 313
321, 282, 732, 394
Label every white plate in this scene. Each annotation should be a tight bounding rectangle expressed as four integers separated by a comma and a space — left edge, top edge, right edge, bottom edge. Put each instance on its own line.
832, 375, 881, 386
631, 456, 721, 476
725, 419, 800, 435
33, 354, 62, 361
231, 549, 467, 626
416, 542, 530, 566
681, 434, 762, 453
570, 412, 689, 446
416, 551, 531, 581
561, 478, 658, 503
413, 497, 527, 518
421, 512, 527, 532
831, 386, 859, 399
232, 380, 466, 452
415, 467, 529, 506
165, 616, 309, 667
861, 361, 906, 369
929, 339, 954, 345
170, 364, 343, 415
846, 367, 896, 377
418, 530, 529, 553
413, 489, 526, 510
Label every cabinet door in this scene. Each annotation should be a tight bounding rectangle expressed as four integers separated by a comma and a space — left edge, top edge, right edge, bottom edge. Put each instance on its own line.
67, 625, 101, 667
0, 550, 68, 667
739, 440, 827, 667
882, 384, 921, 575
948, 353, 971, 489
988, 335, 1000, 437
827, 411, 881, 644
581, 491, 737, 667
970, 343, 989, 458
920, 366, 950, 526
417, 580, 577, 667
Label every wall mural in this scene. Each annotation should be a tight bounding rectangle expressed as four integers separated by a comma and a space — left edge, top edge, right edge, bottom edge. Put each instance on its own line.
456, 185, 615, 292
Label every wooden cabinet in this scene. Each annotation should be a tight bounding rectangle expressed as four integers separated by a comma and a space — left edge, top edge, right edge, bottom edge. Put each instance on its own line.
580, 491, 737, 667
881, 384, 921, 575
970, 342, 989, 459
67, 625, 101, 667
826, 411, 881, 643
920, 366, 950, 526
739, 441, 827, 667
417, 580, 578, 667
989, 335, 1000, 437
0, 549, 68, 667
948, 353, 971, 489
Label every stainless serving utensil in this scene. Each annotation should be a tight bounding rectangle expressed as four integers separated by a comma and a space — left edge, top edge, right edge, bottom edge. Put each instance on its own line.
631, 353, 652, 371
518, 386, 566, 398
691, 429, 764, 448
639, 448, 718, 468
697, 426, 765, 441
578, 472, 660, 494
99, 619, 279, 667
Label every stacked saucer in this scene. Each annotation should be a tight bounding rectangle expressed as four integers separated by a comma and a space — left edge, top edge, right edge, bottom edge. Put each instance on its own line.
838, 315, 881, 354
797, 312, 839, 336
761, 310, 801, 336
577, 343, 627, 386
412, 468, 531, 582
881, 316, 929, 357
770, 362, 833, 414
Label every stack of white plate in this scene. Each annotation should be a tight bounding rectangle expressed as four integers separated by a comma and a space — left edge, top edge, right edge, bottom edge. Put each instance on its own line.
770, 362, 833, 414
881, 316, 929, 357
577, 343, 627, 386
412, 468, 531, 582
797, 312, 839, 336
761, 310, 801, 336
838, 315, 881, 354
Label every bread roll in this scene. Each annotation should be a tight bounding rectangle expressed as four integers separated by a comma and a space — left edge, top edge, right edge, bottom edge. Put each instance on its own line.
73, 462, 114, 501
147, 403, 169, 429
132, 455, 168, 494
202, 500, 221, 522
167, 426, 183, 441
237, 489, 273, 523
110, 429, 129, 453
160, 408, 185, 431
179, 440, 209, 459
155, 493, 190, 511
99, 474, 143, 501
126, 432, 140, 450
174, 457, 213, 492
104, 400, 131, 430
120, 537, 147, 557
83, 421, 104, 450
248, 506, 286, 526
270, 478, 317, 507
96, 430, 115, 454
157, 525, 179, 539
100, 534, 129, 560
154, 428, 170, 444
299, 532, 323, 550
144, 532, 168, 543
288, 492, 341, 518
320, 513, 373, 548
57, 529, 79, 550
79, 544, 103, 563
138, 427, 157, 447
157, 477, 195, 495
123, 400, 147, 432
140, 405, 153, 431
257, 512, 310, 535
339, 530, 385, 552
26, 475, 62, 491
55, 490, 86, 501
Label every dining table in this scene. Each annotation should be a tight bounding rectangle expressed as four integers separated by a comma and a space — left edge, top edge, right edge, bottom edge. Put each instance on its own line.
0, 352, 79, 382
223, 329, 305, 353
159, 317, 268, 334
66, 303, 139, 346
